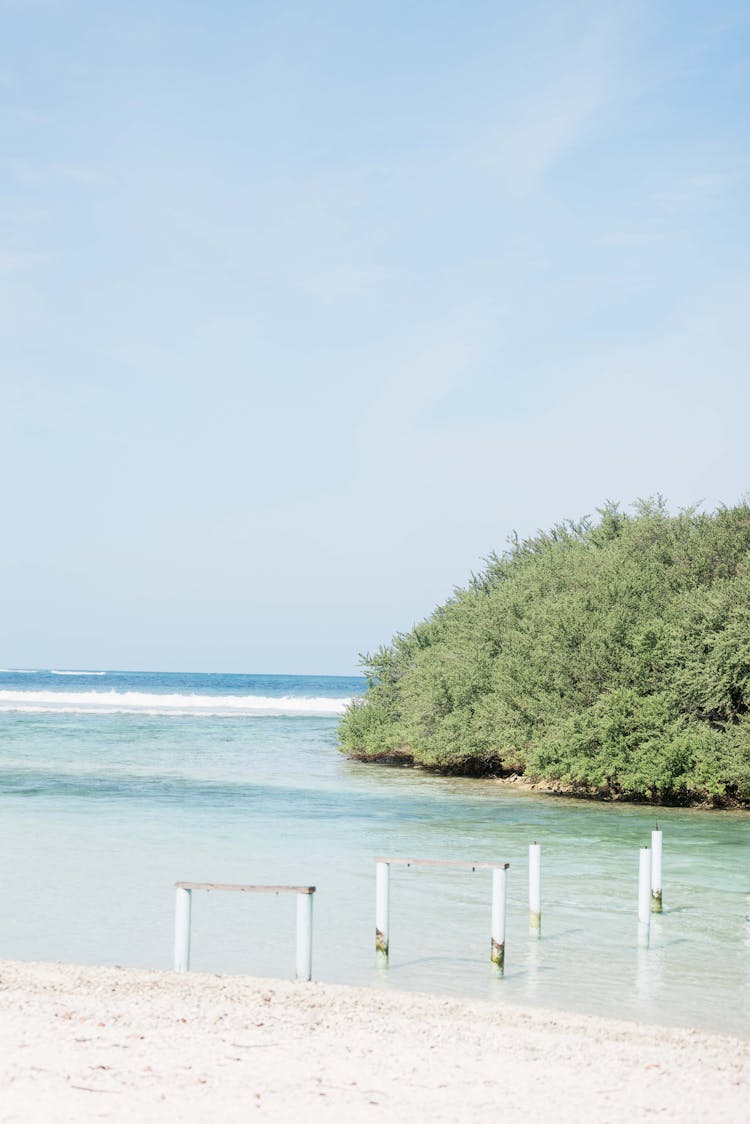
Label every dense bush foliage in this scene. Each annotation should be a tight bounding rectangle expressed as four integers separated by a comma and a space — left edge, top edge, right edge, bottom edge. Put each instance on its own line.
339, 500, 750, 805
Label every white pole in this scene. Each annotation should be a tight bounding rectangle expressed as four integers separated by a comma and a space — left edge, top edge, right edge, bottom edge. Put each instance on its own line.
295, 892, 313, 981
529, 843, 541, 937
638, 847, 651, 948
375, 861, 390, 960
651, 828, 663, 913
174, 886, 192, 972
491, 867, 507, 975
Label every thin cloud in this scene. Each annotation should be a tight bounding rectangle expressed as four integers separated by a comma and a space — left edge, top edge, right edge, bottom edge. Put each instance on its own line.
656, 165, 750, 208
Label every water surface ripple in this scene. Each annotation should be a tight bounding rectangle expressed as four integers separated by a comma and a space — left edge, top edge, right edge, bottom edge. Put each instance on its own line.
0, 670, 747, 1037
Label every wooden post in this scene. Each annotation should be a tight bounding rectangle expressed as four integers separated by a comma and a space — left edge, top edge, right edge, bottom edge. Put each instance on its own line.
651, 827, 663, 913
638, 847, 651, 948
529, 842, 541, 937
491, 867, 507, 975
173, 881, 314, 980
374, 857, 509, 973
174, 886, 192, 972
375, 860, 390, 960
295, 891, 313, 981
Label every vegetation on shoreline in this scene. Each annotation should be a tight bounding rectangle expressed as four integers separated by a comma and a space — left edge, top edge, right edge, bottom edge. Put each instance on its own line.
339, 500, 750, 806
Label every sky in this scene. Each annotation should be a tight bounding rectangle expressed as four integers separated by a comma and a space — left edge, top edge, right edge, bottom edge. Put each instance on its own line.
1, 0, 749, 674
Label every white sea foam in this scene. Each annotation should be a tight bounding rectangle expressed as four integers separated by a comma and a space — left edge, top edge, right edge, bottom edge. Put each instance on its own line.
0, 669, 39, 674
0, 689, 350, 718
50, 670, 107, 676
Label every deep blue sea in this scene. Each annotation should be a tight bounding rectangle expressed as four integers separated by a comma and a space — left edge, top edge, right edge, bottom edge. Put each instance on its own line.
0, 668, 748, 1037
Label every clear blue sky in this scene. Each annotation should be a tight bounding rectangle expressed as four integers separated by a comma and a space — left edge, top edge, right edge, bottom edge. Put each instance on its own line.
1, 1, 749, 674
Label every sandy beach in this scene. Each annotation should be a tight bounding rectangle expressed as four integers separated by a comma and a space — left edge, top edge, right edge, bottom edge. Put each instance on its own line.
0, 960, 747, 1122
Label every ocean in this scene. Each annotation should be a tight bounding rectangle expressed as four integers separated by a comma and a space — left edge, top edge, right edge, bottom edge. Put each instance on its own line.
0, 668, 748, 1036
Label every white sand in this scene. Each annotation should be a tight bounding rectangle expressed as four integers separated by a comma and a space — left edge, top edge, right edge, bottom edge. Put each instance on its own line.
0, 960, 747, 1122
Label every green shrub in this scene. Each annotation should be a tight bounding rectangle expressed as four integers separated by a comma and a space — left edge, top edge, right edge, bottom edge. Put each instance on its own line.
338, 499, 750, 805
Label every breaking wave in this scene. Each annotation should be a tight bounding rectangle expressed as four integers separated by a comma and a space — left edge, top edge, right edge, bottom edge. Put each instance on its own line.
0, 689, 350, 718
50, 670, 107, 676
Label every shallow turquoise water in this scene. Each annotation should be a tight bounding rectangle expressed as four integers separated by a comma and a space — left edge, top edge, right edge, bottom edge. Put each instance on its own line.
0, 671, 748, 1037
